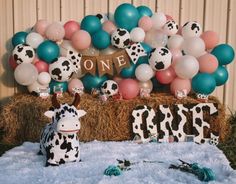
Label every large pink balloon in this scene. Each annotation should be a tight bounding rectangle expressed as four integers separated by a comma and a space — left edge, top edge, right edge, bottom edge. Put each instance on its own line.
64, 20, 80, 40
198, 53, 218, 73
156, 67, 176, 84
71, 30, 91, 50
170, 77, 191, 95
102, 20, 117, 34
45, 22, 65, 42
138, 16, 153, 32
200, 31, 219, 50
34, 19, 50, 36
68, 78, 84, 94
119, 79, 140, 100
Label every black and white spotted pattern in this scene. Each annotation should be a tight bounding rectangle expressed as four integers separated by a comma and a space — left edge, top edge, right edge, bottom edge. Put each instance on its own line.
49, 57, 74, 82
131, 105, 158, 142
39, 102, 86, 166
96, 13, 108, 24
66, 49, 82, 72
149, 47, 172, 71
12, 44, 35, 64
181, 21, 202, 38
111, 28, 131, 49
101, 80, 118, 97
209, 132, 219, 146
125, 43, 146, 64
163, 20, 179, 36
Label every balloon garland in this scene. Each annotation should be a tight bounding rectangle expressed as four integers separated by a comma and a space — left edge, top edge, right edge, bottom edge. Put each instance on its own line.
9, 3, 235, 100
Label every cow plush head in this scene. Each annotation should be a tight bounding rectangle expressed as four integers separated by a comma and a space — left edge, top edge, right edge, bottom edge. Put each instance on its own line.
44, 93, 86, 134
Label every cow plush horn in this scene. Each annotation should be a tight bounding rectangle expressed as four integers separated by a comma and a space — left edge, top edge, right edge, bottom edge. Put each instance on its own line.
52, 93, 60, 109
71, 93, 80, 107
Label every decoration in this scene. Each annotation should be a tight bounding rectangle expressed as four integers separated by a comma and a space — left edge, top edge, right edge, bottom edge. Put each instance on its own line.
39, 93, 86, 166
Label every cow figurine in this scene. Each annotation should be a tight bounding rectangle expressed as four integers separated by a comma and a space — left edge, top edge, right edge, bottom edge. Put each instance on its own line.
38, 93, 86, 166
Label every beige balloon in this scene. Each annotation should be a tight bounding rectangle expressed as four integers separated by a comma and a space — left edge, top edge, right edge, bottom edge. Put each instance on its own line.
100, 46, 119, 55
139, 80, 153, 91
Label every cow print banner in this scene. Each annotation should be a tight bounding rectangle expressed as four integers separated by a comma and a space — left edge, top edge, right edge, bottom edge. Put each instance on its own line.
131, 103, 219, 144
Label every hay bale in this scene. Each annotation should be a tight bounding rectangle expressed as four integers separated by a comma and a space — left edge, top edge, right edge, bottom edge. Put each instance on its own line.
0, 93, 229, 144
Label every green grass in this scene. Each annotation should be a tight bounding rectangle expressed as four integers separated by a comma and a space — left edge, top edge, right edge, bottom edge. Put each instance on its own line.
0, 115, 235, 170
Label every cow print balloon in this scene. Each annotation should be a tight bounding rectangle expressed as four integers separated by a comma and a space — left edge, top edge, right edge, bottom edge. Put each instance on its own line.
12, 44, 35, 64
181, 21, 202, 38
149, 47, 172, 71
101, 80, 118, 97
111, 28, 131, 49
96, 13, 108, 24
49, 57, 74, 82
163, 20, 178, 36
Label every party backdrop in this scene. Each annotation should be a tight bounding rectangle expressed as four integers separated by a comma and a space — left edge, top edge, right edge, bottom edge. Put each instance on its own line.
0, 0, 236, 112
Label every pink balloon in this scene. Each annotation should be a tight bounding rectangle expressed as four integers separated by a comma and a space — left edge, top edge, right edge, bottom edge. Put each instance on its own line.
102, 20, 117, 34
156, 67, 176, 84
34, 19, 50, 36
34, 60, 49, 73
170, 49, 183, 67
119, 79, 140, 100
8, 56, 18, 70
71, 30, 91, 50
68, 78, 84, 94
198, 53, 218, 73
45, 22, 65, 42
138, 16, 153, 32
200, 31, 219, 50
170, 77, 191, 95
64, 20, 80, 40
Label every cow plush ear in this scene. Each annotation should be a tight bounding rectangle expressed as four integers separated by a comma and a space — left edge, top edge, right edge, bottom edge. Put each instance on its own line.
44, 111, 54, 118
77, 110, 87, 118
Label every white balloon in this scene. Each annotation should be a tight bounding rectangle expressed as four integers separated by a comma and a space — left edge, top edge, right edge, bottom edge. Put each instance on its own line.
26, 32, 44, 49
14, 63, 38, 86
174, 55, 199, 79
130, 27, 145, 42
37, 72, 51, 85
167, 35, 184, 50
27, 80, 48, 93
151, 12, 167, 29
135, 64, 154, 82
144, 29, 168, 48
181, 21, 202, 38
183, 37, 205, 57
60, 40, 74, 57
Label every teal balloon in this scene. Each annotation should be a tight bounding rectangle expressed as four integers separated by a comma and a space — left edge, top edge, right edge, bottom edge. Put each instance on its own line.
137, 6, 153, 17
136, 56, 149, 66
37, 40, 59, 63
211, 44, 235, 65
212, 66, 228, 86
81, 74, 108, 92
49, 80, 68, 94
81, 15, 102, 35
141, 42, 153, 54
120, 62, 136, 78
12, 31, 28, 47
114, 3, 140, 31
192, 73, 216, 95
92, 30, 110, 49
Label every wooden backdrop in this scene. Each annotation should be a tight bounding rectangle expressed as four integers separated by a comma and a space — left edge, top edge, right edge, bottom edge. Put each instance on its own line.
0, 0, 235, 112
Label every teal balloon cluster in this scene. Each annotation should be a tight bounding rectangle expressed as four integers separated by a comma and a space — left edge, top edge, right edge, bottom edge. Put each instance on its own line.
81, 74, 108, 92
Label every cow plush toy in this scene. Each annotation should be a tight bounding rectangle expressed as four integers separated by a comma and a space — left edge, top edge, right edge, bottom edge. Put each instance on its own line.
38, 93, 86, 166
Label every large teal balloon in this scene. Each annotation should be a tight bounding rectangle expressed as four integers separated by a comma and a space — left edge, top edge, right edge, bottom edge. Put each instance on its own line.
114, 3, 140, 32
212, 66, 228, 86
81, 74, 108, 92
37, 40, 59, 63
137, 5, 153, 17
92, 30, 110, 49
12, 31, 28, 47
211, 44, 235, 65
81, 15, 102, 35
120, 62, 136, 78
49, 80, 68, 94
192, 73, 216, 95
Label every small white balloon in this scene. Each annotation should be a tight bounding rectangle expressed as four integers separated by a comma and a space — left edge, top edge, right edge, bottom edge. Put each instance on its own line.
135, 64, 154, 82
183, 37, 205, 57
151, 12, 167, 29
37, 72, 51, 85
130, 27, 145, 42
174, 55, 199, 79
181, 21, 202, 38
167, 35, 184, 50
27, 80, 48, 93
26, 32, 44, 49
